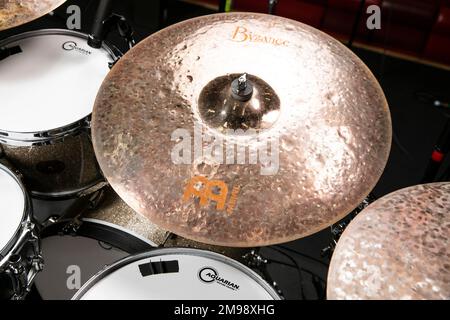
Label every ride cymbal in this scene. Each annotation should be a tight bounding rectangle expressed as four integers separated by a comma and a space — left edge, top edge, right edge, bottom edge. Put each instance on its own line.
0, 0, 66, 31
327, 183, 450, 300
92, 13, 392, 247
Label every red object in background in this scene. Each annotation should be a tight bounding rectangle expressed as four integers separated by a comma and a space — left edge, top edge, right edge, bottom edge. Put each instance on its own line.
369, 0, 439, 55
276, 0, 327, 29
431, 150, 445, 162
425, 5, 450, 65
228, 0, 450, 67
322, 0, 381, 41
233, 0, 327, 28
232, 0, 268, 13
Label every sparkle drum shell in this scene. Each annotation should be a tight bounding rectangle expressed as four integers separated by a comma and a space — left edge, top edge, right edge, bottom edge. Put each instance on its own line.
0, 29, 117, 199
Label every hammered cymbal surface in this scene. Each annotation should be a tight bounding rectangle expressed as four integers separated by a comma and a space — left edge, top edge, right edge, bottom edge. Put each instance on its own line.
0, 0, 66, 31
92, 13, 391, 247
327, 183, 450, 300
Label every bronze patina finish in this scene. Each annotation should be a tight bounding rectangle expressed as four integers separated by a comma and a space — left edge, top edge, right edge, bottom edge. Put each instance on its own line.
198, 73, 281, 131
328, 183, 450, 300
0, 0, 66, 31
92, 13, 392, 247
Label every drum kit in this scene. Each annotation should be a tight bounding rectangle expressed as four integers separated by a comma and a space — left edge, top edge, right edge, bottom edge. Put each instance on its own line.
0, 1, 448, 300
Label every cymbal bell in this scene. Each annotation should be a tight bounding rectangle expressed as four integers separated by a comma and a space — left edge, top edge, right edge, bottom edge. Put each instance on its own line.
0, 0, 66, 31
92, 13, 392, 247
327, 182, 450, 300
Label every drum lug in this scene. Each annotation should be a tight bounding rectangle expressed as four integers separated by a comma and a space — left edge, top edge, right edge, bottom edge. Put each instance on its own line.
30, 251, 45, 273
41, 215, 61, 228
82, 117, 92, 131
109, 59, 119, 69
62, 218, 83, 235
29, 229, 44, 273
22, 220, 35, 231
6, 255, 28, 300
243, 250, 268, 268
8, 255, 25, 275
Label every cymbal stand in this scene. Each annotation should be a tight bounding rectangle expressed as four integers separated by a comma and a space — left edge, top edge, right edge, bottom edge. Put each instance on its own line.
244, 250, 285, 299
87, 0, 136, 66
268, 0, 278, 14
219, 0, 232, 12
321, 193, 375, 258
348, 0, 366, 49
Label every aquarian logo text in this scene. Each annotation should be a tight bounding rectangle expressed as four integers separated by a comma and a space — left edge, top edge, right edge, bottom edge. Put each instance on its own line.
62, 41, 92, 55
198, 267, 240, 291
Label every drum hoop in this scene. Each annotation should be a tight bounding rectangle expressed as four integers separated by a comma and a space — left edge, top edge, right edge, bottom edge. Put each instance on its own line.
73, 248, 281, 300
0, 163, 30, 261
40, 218, 154, 255
0, 29, 119, 147
82, 218, 160, 247
30, 180, 108, 200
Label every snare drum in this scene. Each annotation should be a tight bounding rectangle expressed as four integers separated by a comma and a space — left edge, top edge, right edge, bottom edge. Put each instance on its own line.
73, 248, 281, 300
0, 162, 43, 300
0, 29, 117, 199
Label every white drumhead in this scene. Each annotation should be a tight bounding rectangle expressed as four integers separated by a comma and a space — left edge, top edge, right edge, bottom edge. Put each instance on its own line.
0, 30, 113, 133
0, 166, 25, 253
75, 249, 279, 300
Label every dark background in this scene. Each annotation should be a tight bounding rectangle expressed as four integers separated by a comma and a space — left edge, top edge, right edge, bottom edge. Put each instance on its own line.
1, 0, 449, 300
